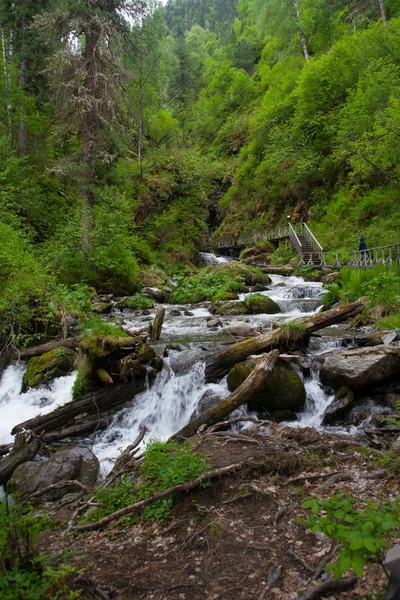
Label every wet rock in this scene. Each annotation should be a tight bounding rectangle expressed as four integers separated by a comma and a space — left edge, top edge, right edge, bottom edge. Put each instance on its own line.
270, 410, 298, 423
214, 301, 249, 316
120, 355, 147, 382
189, 390, 221, 421
354, 331, 385, 347
147, 367, 158, 387
207, 318, 222, 328
322, 271, 340, 284
169, 309, 182, 316
141, 287, 167, 302
221, 324, 253, 337
252, 282, 271, 292
7, 446, 99, 502
91, 301, 112, 314
184, 310, 194, 316
22, 348, 77, 391
149, 356, 164, 372
137, 343, 156, 363
163, 343, 186, 356
227, 358, 306, 413
243, 294, 281, 315
319, 347, 400, 391
322, 387, 354, 425
343, 403, 375, 426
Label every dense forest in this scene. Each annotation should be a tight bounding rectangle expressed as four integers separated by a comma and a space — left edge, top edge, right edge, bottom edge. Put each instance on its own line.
0, 0, 399, 338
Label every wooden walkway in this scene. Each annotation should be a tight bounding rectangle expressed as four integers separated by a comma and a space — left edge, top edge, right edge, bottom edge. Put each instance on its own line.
212, 224, 400, 268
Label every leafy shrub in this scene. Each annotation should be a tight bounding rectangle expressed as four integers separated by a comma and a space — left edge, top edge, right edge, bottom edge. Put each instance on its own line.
125, 294, 154, 310
302, 493, 400, 579
80, 314, 129, 339
86, 440, 209, 523
377, 313, 400, 331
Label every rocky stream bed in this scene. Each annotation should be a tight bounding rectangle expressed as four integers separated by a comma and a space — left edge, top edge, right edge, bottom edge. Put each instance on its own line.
1, 268, 400, 599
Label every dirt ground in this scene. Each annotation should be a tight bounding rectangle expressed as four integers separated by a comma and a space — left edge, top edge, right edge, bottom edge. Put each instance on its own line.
40, 424, 399, 600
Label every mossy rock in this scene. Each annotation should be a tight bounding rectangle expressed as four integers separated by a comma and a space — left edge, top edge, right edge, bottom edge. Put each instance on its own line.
215, 301, 249, 316
244, 294, 281, 315
213, 291, 240, 302
23, 348, 77, 390
125, 295, 154, 310
120, 355, 147, 383
270, 410, 298, 422
137, 343, 156, 363
227, 358, 306, 413
91, 301, 112, 314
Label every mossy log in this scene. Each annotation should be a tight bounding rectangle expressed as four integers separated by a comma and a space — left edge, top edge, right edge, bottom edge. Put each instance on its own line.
171, 349, 280, 441
80, 336, 141, 359
0, 431, 41, 485
205, 301, 364, 382
151, 307, 166, 341
12, 381, 145, 437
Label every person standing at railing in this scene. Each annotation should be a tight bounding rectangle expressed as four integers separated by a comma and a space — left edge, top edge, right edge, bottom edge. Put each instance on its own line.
357, 235, 368, 262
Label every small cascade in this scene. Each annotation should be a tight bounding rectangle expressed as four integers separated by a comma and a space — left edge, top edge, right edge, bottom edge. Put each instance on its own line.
199, 252, 229, 265
0, 365, 76, 445
92, 360, 229, 475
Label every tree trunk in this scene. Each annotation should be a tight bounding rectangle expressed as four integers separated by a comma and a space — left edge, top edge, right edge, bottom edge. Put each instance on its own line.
377, 0, 387, 24
171, 350, 280, 441
18, 12, 28, 157
293, 0, 310, 61
205, 301, 364, 383
19, 337, 81, 358
0, 432, 41, 486
151, 308, 166, 341
12, 381, 144, 437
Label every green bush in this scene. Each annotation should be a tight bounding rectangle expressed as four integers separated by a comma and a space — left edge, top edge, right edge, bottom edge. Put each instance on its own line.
80, 314, 129, 339
125, 294, 154, 310
302, 493, 400, 580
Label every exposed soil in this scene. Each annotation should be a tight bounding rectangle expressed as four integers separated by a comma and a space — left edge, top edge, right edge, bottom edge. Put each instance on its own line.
39, 424, 400, 600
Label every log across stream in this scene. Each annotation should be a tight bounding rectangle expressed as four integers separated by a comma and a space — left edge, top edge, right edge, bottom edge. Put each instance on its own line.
0, 273, 362, 476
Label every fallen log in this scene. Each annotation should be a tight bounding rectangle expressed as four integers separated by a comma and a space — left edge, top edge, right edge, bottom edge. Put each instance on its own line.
0, 431, 41, 486
151, 307, 166, 341
19, 337, 81, 358
171, 349, 279, 441
72, 460, 247, 533
205, 301, 364, 382
297, 576, 358, 600
12, 381, 144, 437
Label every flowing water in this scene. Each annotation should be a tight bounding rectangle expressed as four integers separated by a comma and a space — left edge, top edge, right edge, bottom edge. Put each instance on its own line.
0, 266, 354, 474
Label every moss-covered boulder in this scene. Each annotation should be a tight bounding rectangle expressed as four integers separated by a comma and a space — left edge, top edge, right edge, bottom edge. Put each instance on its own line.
22, 347, 77, 390
120, 355, 147, 383
214, 301, 249, 316
227, 358, 306, 413
137, 343, 156, 363
80, 335, 139, 359
244, 294, 281, 315
91, 301, 112, 314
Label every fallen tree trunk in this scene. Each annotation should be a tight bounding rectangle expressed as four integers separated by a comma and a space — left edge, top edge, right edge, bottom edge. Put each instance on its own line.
171, 350, 280, 441
19, 337, 81, 358
12, 381, 144, 437
205, 301, 364, 382
0, 431, 41, 486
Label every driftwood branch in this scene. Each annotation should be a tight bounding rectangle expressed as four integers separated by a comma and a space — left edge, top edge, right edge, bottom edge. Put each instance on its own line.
72, 461, 247, 533
259, 566, 283, 600
23, 480, 91, 503
171, 350, 280, 441
297, 576, 358, 600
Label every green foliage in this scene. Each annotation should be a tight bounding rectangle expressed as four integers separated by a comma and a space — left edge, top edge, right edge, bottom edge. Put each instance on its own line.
125, 294, 155, 310
86, 440, 209, 523
172, 267, 245, 303
322, 283, 341, 308
378, 313, 400, 331
80, 315, 129, 339
276, 321, 306, 347
0, 498, 78, 600
302, 493, 400, 580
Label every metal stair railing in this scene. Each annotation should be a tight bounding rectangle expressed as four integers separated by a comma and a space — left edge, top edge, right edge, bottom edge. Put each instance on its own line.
213, 225, 291, 250
300, 222, 324, 265
288, 223, 303, 260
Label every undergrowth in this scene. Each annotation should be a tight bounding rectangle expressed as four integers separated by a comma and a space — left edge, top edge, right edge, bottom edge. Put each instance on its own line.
125, 294, 154, 310
80, 314, 129, 339
85, 440, 209, 524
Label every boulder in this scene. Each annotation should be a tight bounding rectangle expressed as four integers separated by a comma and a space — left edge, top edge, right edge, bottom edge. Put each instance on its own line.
22, 347, 77, 390
7, 446, 99, 501
322, 387, 355, 425
91, 301, 112, 314
169, 309, 182, 316
214, 301, 249, 316
244, 294, 281, 315
207, 318, 223, 329
319, 347, 400, 391
227, 358, 306, 413
189, 390, 221, 421
141, 287, 167, 303
222, 324, 253, 337
354, 331, 385, 347
136, 343, 156, 363
322, 271, 340, 284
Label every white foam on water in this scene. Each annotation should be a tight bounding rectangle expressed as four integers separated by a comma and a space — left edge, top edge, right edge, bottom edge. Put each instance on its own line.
0, 365, 76, 445
92, 360, 229, 476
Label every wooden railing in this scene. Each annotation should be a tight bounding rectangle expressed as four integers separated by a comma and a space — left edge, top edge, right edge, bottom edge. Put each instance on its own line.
321, 243, 400, 268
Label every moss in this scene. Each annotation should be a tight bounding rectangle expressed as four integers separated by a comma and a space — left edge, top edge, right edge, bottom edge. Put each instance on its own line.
244, 293, 281, 314
270, 410, 298, 422
137, 343, 156, 363
125, 294, 154, 310
227, 358, 306, 412
214, 301, 248, 315
80, 336, 140, 359
23, 348, 77, 390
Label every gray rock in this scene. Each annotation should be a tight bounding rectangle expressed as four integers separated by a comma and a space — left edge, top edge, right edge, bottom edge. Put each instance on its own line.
184, 310, 194, 316
207, 318, 222, 328
141, 287, 167, 302
163, 343, 186, 356
7, 446, 99, 502
221, 324, 252, 336
91, 301, 112, 314
169, 309, 181, 316
319, 347, 400, 391
322, 387, 354, 425
189, 390, 221, 421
